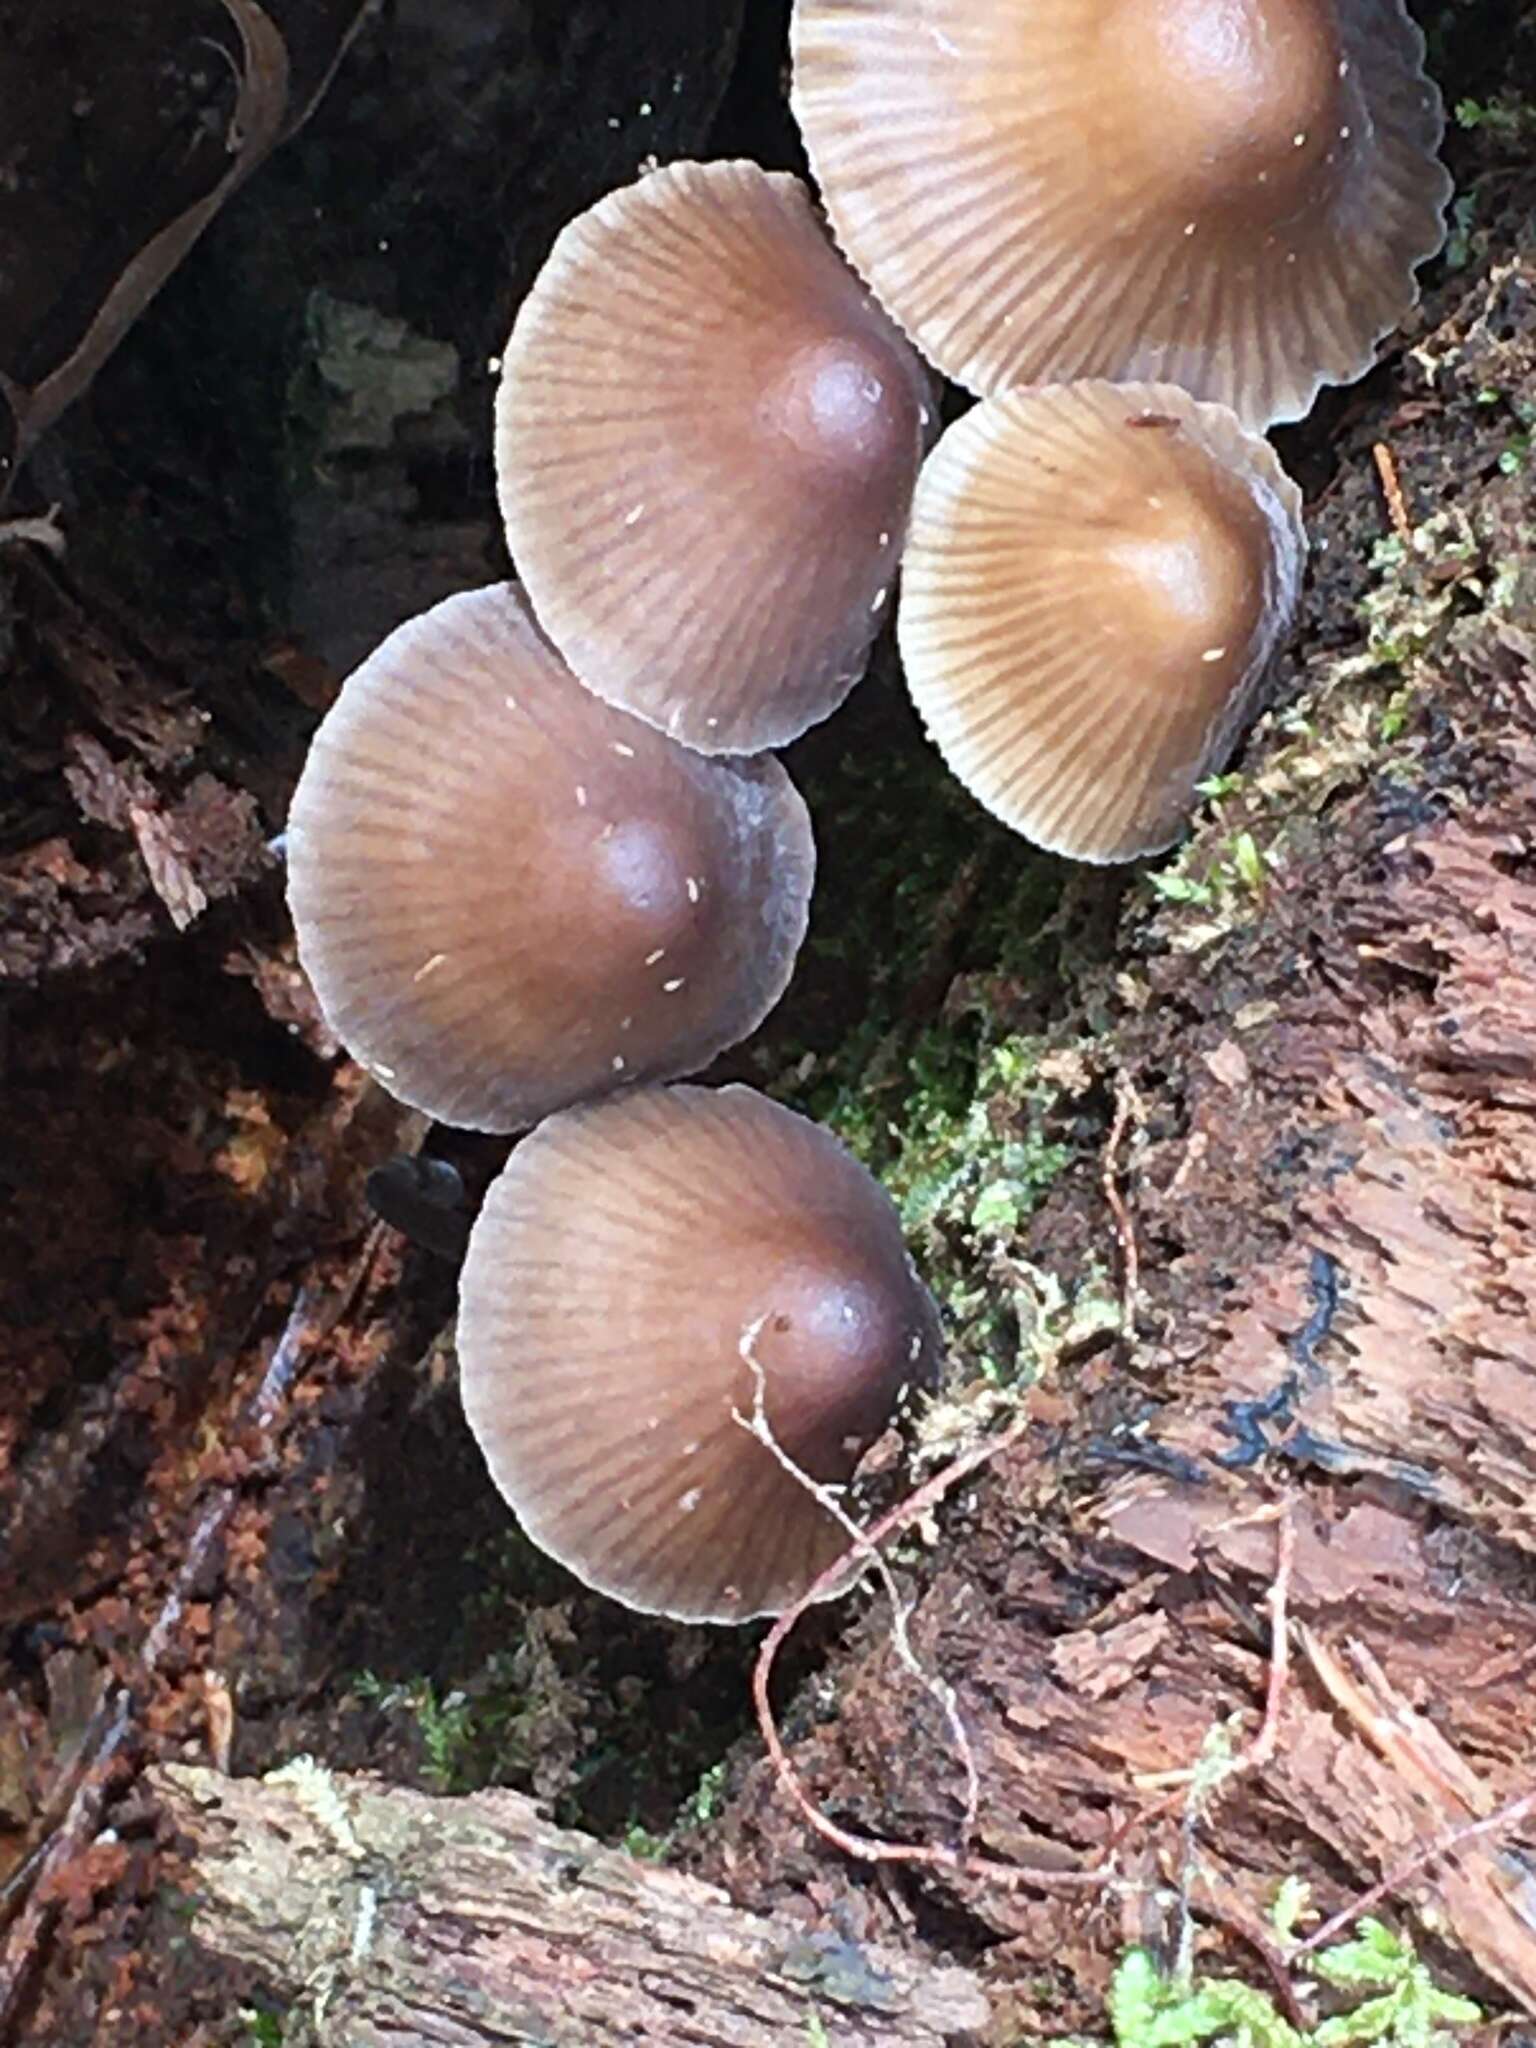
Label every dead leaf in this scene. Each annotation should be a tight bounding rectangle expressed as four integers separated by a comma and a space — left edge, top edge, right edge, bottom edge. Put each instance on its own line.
3, 0, 374, 478
5, 1, 290, 468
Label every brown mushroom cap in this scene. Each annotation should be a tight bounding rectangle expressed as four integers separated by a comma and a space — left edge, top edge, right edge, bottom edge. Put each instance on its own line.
896, 382, 1306, 863
457, 1083, 943, 1622
286, 585, 814, 1133
791, 0, 1451, 428
495, 159, 933, 754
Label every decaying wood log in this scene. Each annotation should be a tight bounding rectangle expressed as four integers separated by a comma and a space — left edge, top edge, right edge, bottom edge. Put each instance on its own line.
705, 796, 1536, 2023
144, 786, 1536, 2041
153, 1760, 991, 2047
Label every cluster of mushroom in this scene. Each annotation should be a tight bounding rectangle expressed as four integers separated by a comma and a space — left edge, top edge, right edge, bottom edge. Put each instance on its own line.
285, 576, 941, 1622
286, 0, 1450, 1623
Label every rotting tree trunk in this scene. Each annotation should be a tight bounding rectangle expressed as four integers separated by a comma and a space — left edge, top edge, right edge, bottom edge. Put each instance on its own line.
145, 797, 1536, 2039
689, 823, 1536, 2027
152, 1761, 990, 2048
693, 216, 1536, 2031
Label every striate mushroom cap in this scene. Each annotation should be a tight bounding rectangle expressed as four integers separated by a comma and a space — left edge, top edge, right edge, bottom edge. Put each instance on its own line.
897, 381, 1306, 863
495, 158, 933, 754
457, 1083, 943, 1622
286, 584, 814, 1133
791, 0, 1452, 429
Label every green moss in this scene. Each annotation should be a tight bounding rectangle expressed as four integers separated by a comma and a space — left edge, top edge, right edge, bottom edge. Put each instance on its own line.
770, 706, 1078, 1131
1141, 803, 1285, 954
1062, 1914, 1481, 2048
351, 1670, 480, 1793
621, 1821, 669, 1860
350, 1622, 586, 1798
621, 1759, 731, 1862
848, 1037, 1070, 1238
788, 1026, 1101, 1384
1454, 92, 1536, 141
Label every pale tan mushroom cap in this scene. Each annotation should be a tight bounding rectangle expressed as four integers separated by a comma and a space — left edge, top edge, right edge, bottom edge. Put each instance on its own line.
791, 0, 1451, 428
897, 382, 1306, 862
496, 159, 933, 754
286, 585, 814, 1133
457, 1083, 943, 1622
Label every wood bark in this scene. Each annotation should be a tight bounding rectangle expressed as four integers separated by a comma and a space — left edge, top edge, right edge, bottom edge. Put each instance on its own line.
704, 806, 1536, 2025
153, 1761, 990, 2047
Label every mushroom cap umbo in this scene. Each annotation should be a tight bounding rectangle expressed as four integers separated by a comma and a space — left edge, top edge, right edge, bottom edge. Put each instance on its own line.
457, 1083, 943, 1622
495, 159, 933, 755
896, 381, 1306, 864
791, 0, 1451, 429
286, 584, 814, 1134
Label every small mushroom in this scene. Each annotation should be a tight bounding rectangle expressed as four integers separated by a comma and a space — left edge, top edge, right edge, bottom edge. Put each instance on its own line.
286, 584, 814, 1133
495, 159, 933, 754
457, 1083, 943, 1622
896, 381, 1306, 863
791, 0, 1451, 428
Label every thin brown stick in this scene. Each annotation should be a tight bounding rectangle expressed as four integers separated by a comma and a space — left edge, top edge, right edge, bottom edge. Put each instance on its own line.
1129, 1503, 1295, 1793
1372, 441, 1412, 546
1107, 1775, 1185, 1843
1202, 1891, 1309, 2031
1111, 1499, 1295, 1885
1166, 1503, 1297, 1985
736, 1328, 979, 1848
1293, 1784, 1536, 1958
1103, 1079, 1142, 1339
1248, 1502, 1296, 1773
750, 1416, 1111, 1893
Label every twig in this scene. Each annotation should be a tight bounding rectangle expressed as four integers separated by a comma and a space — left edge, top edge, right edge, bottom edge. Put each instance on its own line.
1103, 1078, 1143, 1341
1294, 1630, 1536, 1960
1247, 1501, 1296, 1773
1127, 1501, 1297, 1801
0, 1698, 131, 2039
1112, 1494, 1298, 1963
747, 1405, 1112, 1893
735, 1322, 979, 1848
1165, 1503, 1298, 1989
1201, 1887, 1309, 2030
1372, 442, 1412, 547
142, 1272, 350, 1674
0, 1690, 115, 1927
1293, 1784, 1536, 1958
